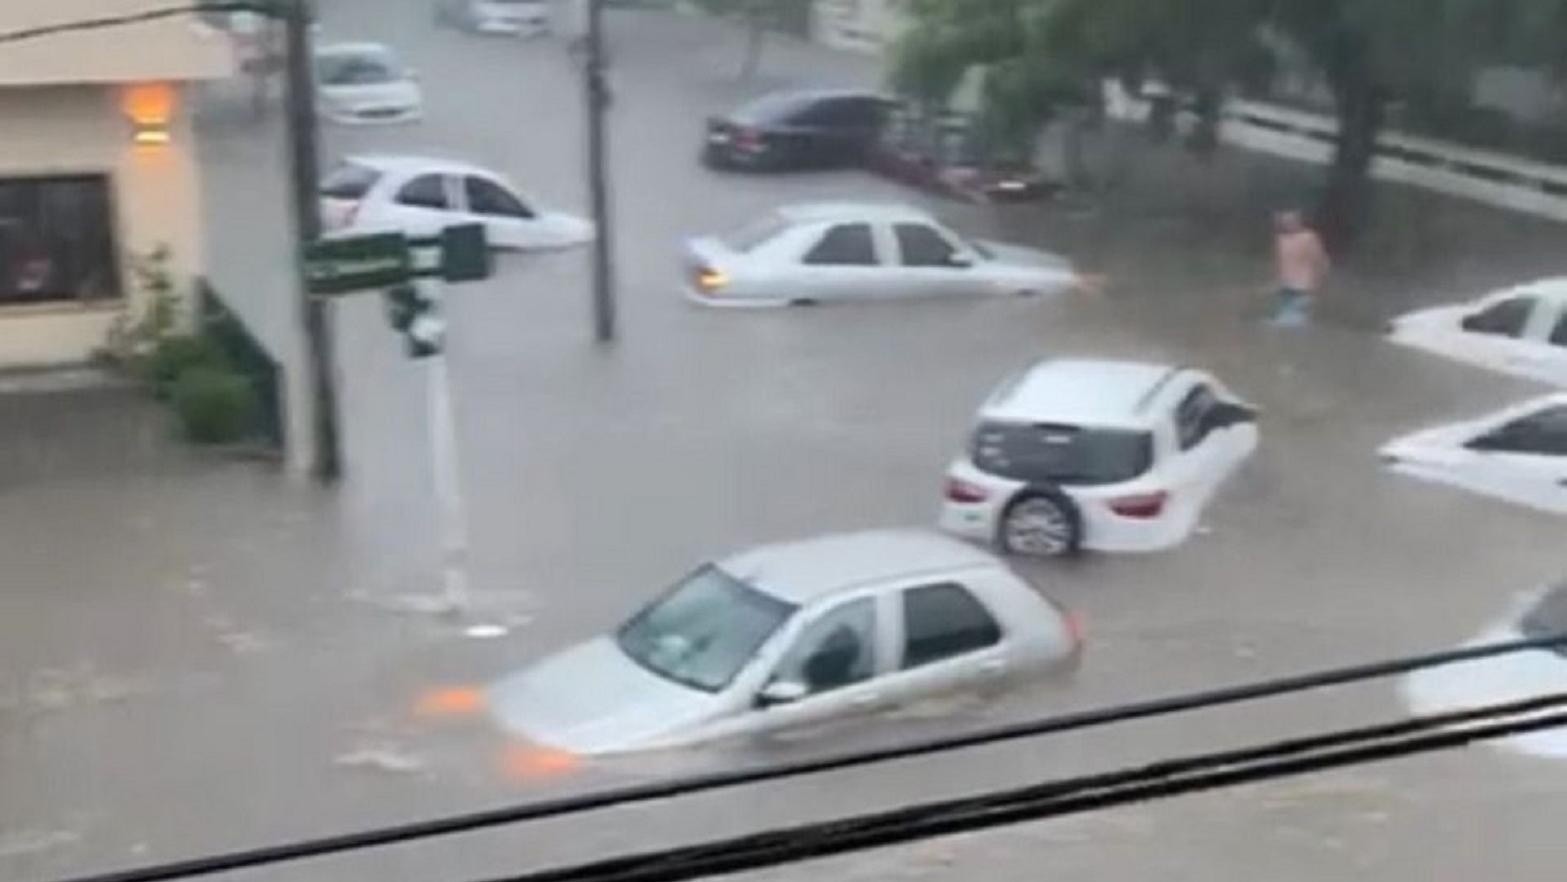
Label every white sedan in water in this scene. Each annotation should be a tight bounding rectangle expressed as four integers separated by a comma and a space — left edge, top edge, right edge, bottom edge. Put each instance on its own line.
314, 42, 423, 125
319, 155, 594, 250
1403, 581, 1567, 760
1387, 278, 1567, 386
487, 530, 1082, 755
683, 202, 1081, 306
1380, 393, 1567, 515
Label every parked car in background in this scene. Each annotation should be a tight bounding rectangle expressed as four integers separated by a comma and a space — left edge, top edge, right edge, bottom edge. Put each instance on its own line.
319, 155, 594, 250
435, 0, 551, 37
940, 359, 1259, 558
702, 89, 891, 171
1403, 580, 1567, 759
868, 106, 1056, 204
314, 42, 423, 125
487, 530, 1083, 755
684, 202, 1079, 306
1387, 278, 1567, 386
1380, 393, 1567, 515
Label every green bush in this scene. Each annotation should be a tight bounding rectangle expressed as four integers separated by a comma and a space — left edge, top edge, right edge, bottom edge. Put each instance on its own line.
171, 367, 258, 444
146, 335, 229, 398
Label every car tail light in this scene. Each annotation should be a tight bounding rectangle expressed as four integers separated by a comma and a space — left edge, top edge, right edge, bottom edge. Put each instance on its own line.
733, 127, 765, 153
694, 265, 728, 295
1107, 490, 1168, 519
944, 477, 990, 503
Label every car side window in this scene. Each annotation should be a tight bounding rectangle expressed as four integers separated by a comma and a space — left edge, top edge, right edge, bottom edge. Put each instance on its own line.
1552, 312, 1567, 347
803, 223, 877, 266
901, 583, 1001, 670
1470, 405, 1567, 456
895, 224, 959, 268
464, 176, 533, 219
1461, 296, 1535, 337
1175, 384, 1220, 451
395, 174, 449, 209
772, 598, 877, 695
794, 98, 863, 128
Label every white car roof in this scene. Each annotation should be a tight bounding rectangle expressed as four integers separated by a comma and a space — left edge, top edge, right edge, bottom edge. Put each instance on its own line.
315, 41, 394, 58
718, 529, 1004, 605
980, 358, 1182, 428
344, 154, 493, 177
1487, 277, 1567, 304
775, 201, 933, 226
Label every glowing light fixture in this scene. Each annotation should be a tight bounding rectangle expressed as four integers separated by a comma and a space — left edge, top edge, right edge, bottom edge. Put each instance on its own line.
122, 83, 176, 146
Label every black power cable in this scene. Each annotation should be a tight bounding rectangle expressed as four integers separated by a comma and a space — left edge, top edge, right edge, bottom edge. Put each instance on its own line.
47, 632, 1567, 882
484, 693, 1567, 882
0, 4, 269, 47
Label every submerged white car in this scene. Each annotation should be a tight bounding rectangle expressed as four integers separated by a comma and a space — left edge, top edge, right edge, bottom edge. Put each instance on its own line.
437, 0, 550, 36
319, 155, 594, 250
1403, 581, 1567, 760
684, 202, 1080, 306
1380, 393, 1567, 515
314, 43, 423, 125
487, 530, 1082, 755
940, 359, 1259, 557
1387, 278, 1567, 386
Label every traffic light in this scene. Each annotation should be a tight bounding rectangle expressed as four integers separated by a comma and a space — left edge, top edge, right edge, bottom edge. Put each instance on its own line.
382, 283, 444, 359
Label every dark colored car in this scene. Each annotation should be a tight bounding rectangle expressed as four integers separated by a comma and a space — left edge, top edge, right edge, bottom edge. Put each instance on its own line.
868, 106, 1058, 204
702, 90, 890, 171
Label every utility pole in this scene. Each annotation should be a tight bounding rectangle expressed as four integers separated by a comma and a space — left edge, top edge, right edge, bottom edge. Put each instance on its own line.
583, 0, 617, 343
414, 279, 472, 614
281, 0, 342, 479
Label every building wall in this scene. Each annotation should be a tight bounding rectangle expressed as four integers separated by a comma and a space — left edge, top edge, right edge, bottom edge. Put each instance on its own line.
0, 84, 204, 367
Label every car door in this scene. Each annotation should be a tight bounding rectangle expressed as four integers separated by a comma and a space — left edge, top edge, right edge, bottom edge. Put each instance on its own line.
889, 221, 981, 298
743, 594, 891, 739
380, 172, 455, 237
1457, 404, 1567, 514
792, 221, 887, 301
1152, 379, 1258, 540
873, 581, 1011, 714
458, 174, 541, 249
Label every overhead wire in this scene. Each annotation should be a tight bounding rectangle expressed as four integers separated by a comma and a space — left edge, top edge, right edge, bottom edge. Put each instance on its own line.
48, 630, 1567, 882
0, 3, 267, 48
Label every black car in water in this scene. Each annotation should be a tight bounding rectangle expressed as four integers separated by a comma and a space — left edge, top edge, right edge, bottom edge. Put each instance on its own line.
702, 89, 891, 171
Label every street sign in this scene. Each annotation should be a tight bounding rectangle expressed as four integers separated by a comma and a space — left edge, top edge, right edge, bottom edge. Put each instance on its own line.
305, 233, 412, 295
438, 223, 491, 283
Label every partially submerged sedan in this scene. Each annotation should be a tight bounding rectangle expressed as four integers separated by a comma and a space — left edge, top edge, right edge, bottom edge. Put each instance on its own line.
685, 202, 1080, 306
1387, 278, 1567, 386
1380, 393, 1567, 515
487, 530, 1082, 755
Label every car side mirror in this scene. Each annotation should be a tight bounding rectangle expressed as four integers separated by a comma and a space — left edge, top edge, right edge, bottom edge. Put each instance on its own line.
1209, 401, 1257, 430
756, 680, 807, 708
946, 254, 974, 269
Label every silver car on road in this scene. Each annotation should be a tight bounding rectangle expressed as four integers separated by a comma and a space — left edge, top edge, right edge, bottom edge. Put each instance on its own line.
488, 530, 1083, 755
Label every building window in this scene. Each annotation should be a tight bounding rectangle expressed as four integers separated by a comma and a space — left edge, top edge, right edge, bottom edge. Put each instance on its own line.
0, 175, 120, 307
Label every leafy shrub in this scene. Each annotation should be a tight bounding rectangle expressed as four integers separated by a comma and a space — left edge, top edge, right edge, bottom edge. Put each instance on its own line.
171, 367, 258, 444
146, 335, 229, 398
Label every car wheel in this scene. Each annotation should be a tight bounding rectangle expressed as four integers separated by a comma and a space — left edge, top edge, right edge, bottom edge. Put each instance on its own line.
1000, 490, 1081, 558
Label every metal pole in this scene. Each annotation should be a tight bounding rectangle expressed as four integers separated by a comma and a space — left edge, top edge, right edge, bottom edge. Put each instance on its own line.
584, 0, 617, 342
282, 0, 342, 479
418, 280, 472, 614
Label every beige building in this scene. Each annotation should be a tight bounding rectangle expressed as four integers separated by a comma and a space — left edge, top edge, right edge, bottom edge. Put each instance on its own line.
0, 0, 232, 367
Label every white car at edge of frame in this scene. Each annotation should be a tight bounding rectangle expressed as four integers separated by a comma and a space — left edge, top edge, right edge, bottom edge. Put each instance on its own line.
1402, 580, 1567, 760
486, 530, 1083, 756
319, 155, 594, 251
939, 358, 1259, 557
683, 202, 1080, 307
1379, 392, 1567, 515
314, 42, 423, 125
1387, 278, 1567, 386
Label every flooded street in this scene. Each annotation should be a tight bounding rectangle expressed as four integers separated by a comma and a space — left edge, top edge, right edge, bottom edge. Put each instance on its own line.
3, 3, 1567, 881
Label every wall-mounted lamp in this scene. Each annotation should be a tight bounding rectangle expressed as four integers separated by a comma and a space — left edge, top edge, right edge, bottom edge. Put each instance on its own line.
122, 83, 176, 146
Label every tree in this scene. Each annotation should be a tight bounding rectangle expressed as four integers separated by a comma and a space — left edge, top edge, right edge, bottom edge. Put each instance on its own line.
892, 0, 1557, 247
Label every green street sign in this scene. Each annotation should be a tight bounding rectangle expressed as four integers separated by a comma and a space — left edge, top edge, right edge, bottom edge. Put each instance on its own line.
305, 233, 412, 295
439, 223, 491, 283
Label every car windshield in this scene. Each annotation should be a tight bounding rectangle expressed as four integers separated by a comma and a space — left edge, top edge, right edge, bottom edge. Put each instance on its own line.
971, 420, 1154, 485
319, 162, 381, 199
317, 51, 401, 86
1519, 583, 1567, 657
615, 565, 797, 692
723, 213, 791, 252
